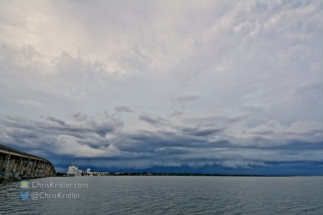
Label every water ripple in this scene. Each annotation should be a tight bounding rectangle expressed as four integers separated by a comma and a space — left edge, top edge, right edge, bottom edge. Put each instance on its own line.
0, 176, 322, 215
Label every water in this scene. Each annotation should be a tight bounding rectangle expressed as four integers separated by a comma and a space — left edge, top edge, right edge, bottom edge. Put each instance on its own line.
0, 176, 322, 215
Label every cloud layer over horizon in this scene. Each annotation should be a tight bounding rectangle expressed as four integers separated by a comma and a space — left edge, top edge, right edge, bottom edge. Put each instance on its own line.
0, 0, 322, 174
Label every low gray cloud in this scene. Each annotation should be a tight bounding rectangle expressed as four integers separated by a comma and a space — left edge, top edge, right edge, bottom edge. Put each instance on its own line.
177, 126, 225, 137
41, 116, 66, 126
139, 113, 170, 127
171, 110, 183, 116
0, 111, 322, 171
115, 106, 133, 113
170, 95, 201, 104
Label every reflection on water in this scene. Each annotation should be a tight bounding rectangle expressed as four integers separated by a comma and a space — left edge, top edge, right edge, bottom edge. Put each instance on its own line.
1, 176, 322, 215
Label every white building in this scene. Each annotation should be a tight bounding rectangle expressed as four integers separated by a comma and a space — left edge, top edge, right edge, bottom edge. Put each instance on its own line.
66, 166, 78, 177
68, 166, 78, 172
86, 168, 91, 174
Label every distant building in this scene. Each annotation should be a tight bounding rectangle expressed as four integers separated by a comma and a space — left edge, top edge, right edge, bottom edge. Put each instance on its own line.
86, 168, 91, 174
66, 166, 78, 177
76, 169, 83, 176
68, 166, 78, 172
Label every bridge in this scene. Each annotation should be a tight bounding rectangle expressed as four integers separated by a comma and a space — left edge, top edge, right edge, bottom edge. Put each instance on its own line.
0, 144, 56, 181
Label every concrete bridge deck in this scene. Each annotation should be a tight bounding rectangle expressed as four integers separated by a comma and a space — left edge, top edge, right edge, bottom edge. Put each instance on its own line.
0, 144, 56, 182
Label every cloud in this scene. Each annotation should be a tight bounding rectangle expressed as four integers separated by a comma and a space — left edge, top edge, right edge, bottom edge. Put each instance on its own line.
0, 1, 322, 173
115, 106, 133, 113
170, 95, 201, 104
177, 127, 225, 137
171, 110, 183, 116
41, 116, 66, 126
215, 160, 268, 169
139, 113, 170, 127
0, 111, 322, 172
0, 112, 123, 156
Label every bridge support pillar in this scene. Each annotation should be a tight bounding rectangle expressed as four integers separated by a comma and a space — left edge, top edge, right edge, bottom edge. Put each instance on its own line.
45, 163, 50, 177
30, 159, 37, 177
5, 158, 16, 177
35, 160, 40, 177
0, 156, 4, 169
21, 159, 27, 176
38, 161, 42, 177
22, 158, 30, 178
40, 161, 45, 177
44, 164, 50, 177
41, 162, 46, 177
15, 158, 24, 177
0, 155, 10, 176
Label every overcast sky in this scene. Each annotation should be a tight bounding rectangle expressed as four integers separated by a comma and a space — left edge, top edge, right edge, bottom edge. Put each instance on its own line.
0, 0, 322, 175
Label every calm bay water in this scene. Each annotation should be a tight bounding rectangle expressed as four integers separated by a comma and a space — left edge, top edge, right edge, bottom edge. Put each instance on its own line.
0, 176, 322, 215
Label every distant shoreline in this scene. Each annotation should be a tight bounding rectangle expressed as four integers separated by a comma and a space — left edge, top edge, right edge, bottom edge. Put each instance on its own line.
55, 172, 323, 177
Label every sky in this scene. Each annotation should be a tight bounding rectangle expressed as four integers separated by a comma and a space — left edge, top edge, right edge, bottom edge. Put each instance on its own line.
0, 0, 322, 175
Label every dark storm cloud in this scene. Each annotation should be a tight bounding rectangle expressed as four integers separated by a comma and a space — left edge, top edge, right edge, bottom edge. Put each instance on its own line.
259, 141, 323, 151
1, 112, 322, 171
0, 112, 123, 155
113, 129, 230, 154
